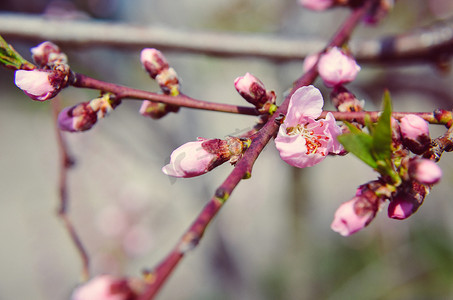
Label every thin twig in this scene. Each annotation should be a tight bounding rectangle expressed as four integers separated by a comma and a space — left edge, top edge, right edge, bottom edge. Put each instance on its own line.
137, 2, 378, 299
0, 13, 452, 64
71, 73, 259, 116
51, 98, 90, 280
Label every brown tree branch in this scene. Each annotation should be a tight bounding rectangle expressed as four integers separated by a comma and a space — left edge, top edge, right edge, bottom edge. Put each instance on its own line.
0, 13, 452, 64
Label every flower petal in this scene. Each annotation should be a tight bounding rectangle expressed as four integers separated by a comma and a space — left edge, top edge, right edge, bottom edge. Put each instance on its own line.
285, 85, 323, 124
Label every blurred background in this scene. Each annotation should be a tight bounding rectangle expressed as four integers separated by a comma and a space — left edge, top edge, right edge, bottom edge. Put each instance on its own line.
1, 0, 453, 299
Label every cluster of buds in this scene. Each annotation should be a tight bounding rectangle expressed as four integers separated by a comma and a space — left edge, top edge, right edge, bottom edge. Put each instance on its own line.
58, 93, 120, 132
234, 73, 277, 114
331, 114, 442, 236
14, 41, 71, 101
71, 275, 144, 300
330, 85, 365, 113
162, 136, 251, 178
139, 48, 180, 119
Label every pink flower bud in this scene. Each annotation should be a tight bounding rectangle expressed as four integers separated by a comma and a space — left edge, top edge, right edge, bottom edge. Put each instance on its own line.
139, 100, 179, 119
234, 73, 271, 108
299, 0, 334, 11
140, 48, 169, 79
409, 159, 442, 185
318, 47, 361, 87
162, 139, 228, 178
58, 103, 97, 132
71, 275, 135, 300
331, 196, 377, 236
14, 69, 63, 101
330, 85, 365, 112
388, 180, 429, 220
31, 41, 67, 67
388, 195, 416, 220
400, 114, 430, 154
155, 67, 180, 95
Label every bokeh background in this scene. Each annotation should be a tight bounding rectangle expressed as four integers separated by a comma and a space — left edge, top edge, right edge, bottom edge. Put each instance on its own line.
1, 0, 453, 299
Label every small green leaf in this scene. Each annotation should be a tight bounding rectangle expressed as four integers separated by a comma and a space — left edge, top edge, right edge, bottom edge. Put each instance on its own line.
337, 132, 378, 169
372, 90, 392, 162
0, 35, 35, 70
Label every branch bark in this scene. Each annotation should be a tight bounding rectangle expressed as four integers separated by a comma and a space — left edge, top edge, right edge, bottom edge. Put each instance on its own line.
1, 13, 452, 64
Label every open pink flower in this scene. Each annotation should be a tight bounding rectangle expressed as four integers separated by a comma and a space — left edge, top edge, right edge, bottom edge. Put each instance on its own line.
299, 0, 334, 11
274, 85, 342, 168
318, 47, 360, 87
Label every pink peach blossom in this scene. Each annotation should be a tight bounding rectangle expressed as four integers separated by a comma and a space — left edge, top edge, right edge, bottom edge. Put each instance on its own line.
274, 85, 342, 168
318, 47, 360, 87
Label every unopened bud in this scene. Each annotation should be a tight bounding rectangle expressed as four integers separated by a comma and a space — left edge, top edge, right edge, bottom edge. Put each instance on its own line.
400, 114, 431, 154
331, 196, 377, 236
331, 181, 386, 236
14, 69, 67, 101
155, 67, 180, 96
58, 94, 119, 132
234, 73, 276, 111
409, 158, 442, 185
318, 47, 360, 87
330, 86, 365, 112
140, 48, 170, 79
388, 181, 429, 220
31, 41, 67, 68
139, 100, 180, 119
162, 137, 249, 178
58, 103, 97, 132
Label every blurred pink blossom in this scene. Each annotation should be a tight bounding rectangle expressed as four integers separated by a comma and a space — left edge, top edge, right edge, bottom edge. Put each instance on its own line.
410, 159, 442, 185
318, 47, 360, 87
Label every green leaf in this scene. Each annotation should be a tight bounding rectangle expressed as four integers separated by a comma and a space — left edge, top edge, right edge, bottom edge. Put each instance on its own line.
337, 132, 378, 169
0, 35, 35, 70
371, 90, 392, 162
